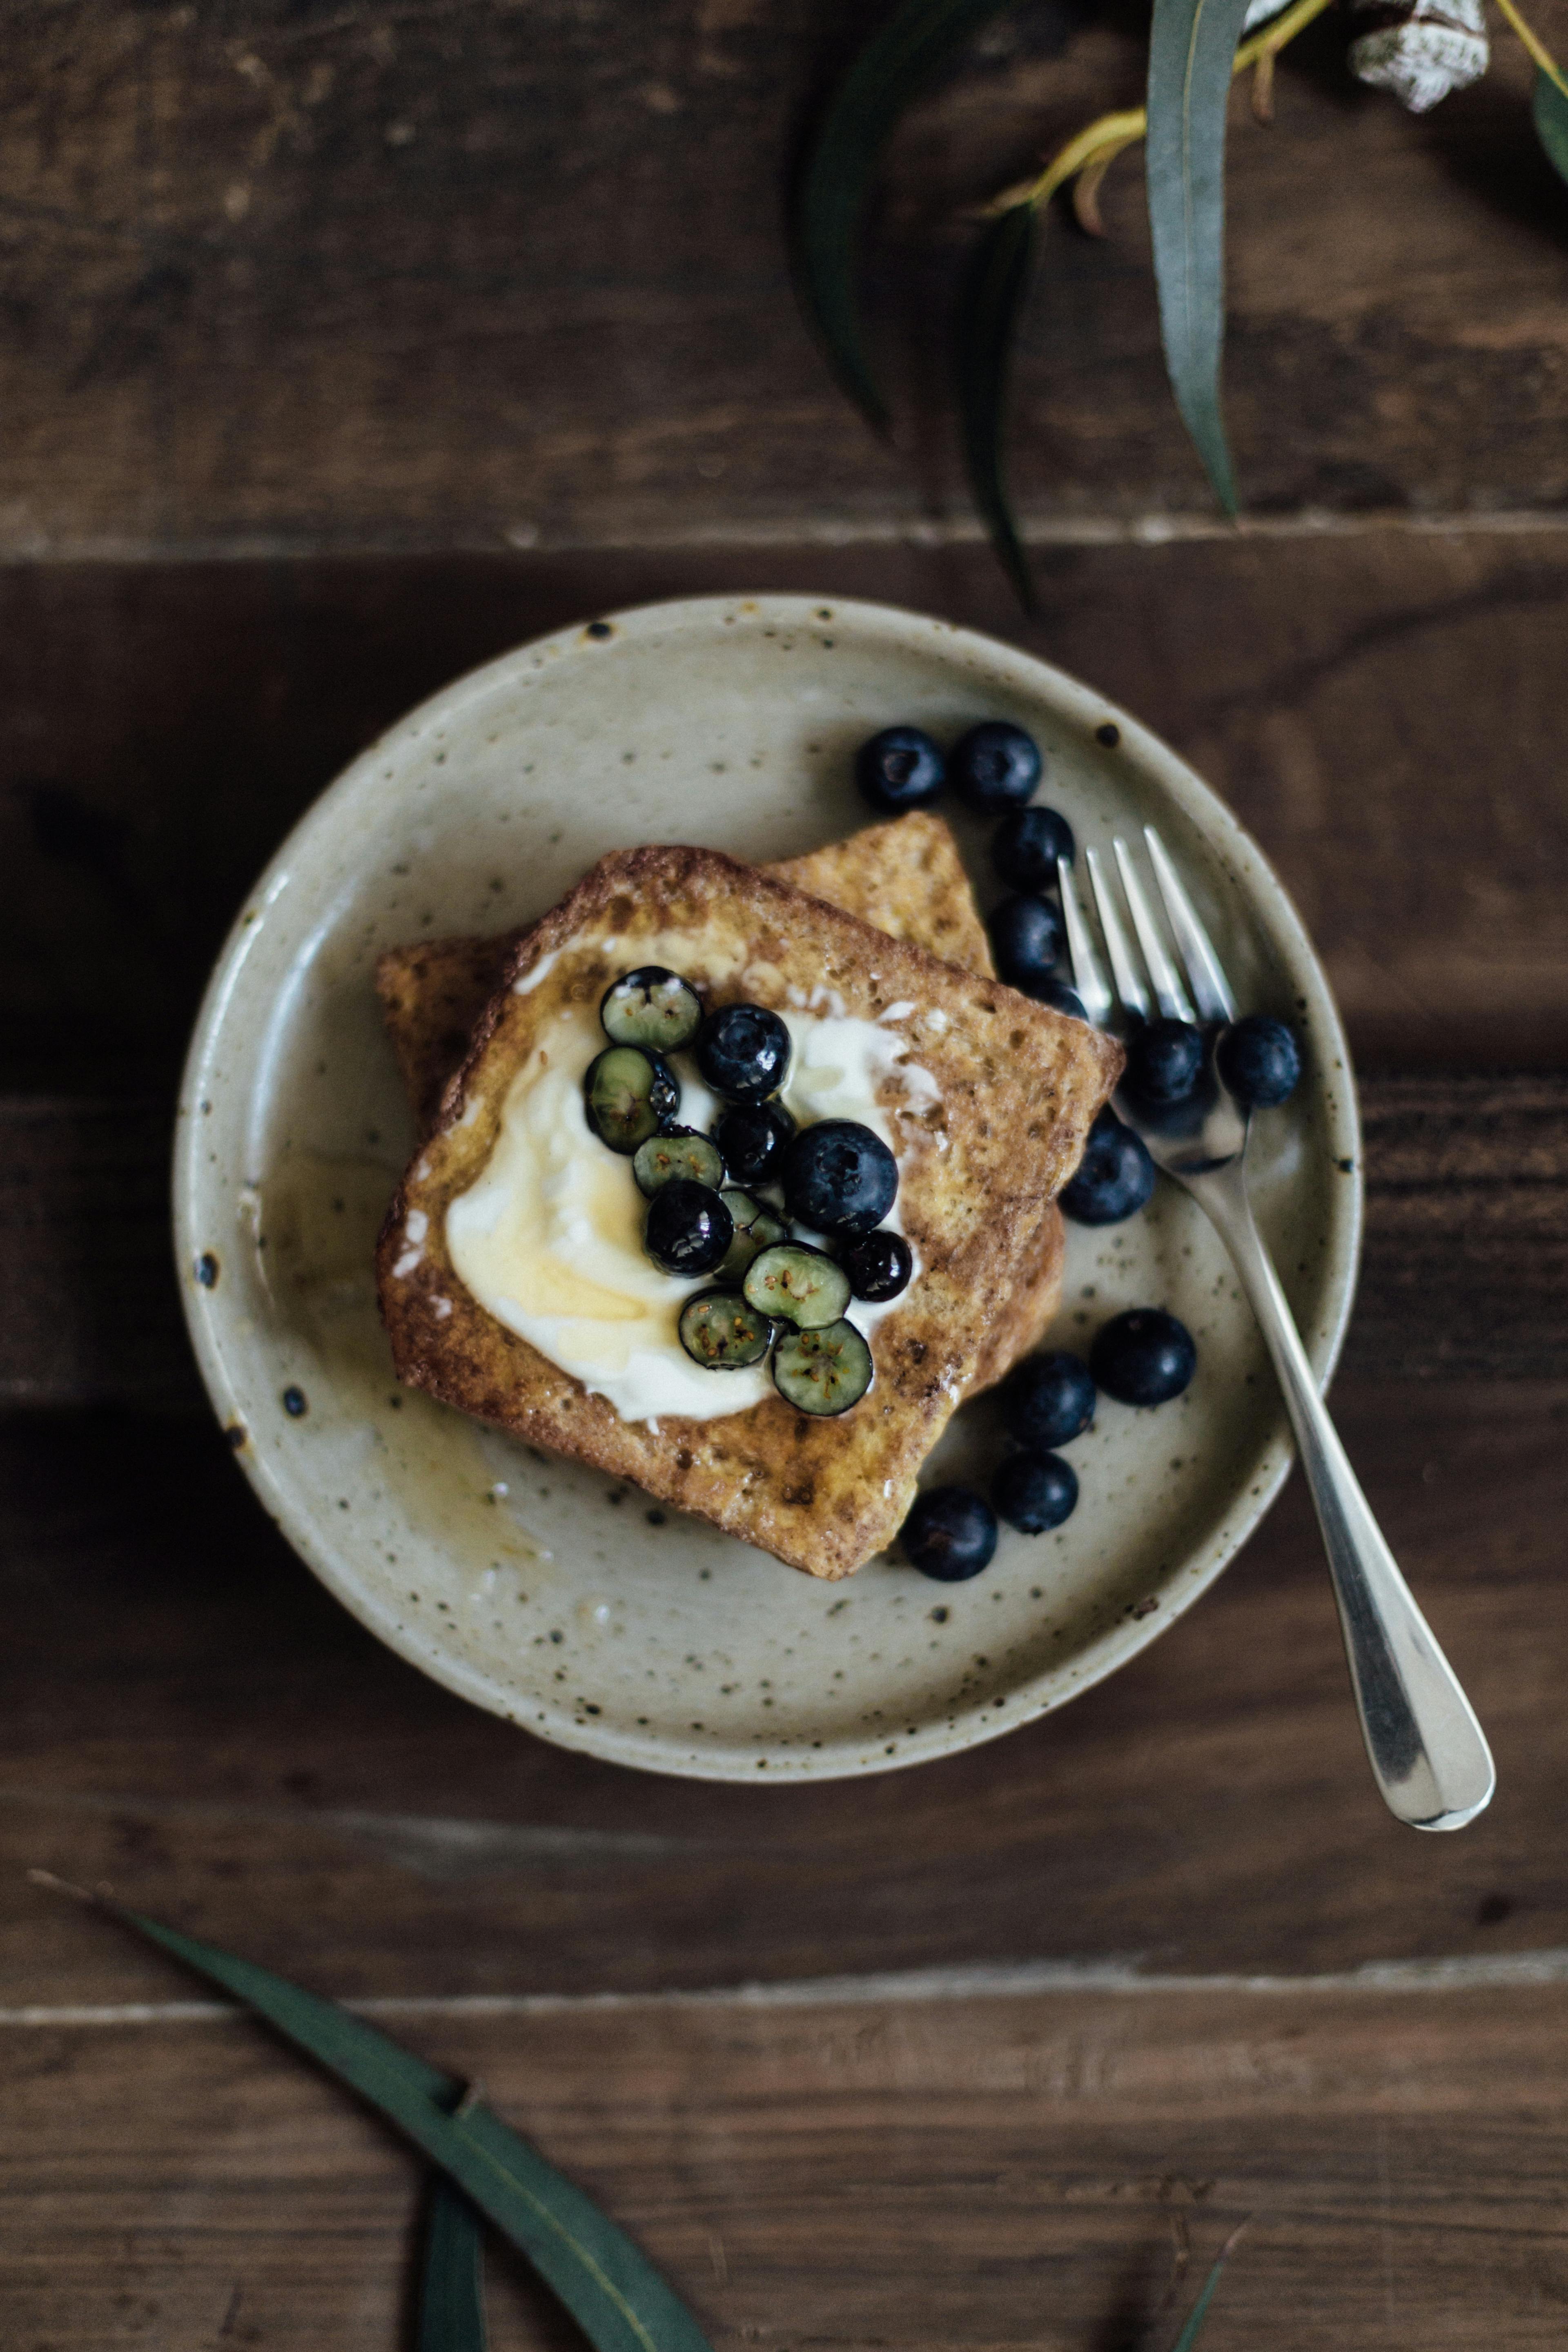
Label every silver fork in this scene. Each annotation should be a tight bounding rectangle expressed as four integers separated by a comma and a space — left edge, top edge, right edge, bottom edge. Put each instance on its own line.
1060, 828, 1495, 1832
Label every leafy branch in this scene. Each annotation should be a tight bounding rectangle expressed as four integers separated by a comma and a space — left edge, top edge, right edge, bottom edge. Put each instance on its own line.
987, 0, 1335, 220
795, 0, 1568, 609
960, 0, 1336, 601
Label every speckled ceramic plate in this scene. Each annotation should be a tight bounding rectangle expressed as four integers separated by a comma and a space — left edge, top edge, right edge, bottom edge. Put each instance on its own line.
175, 594, 1360, 1781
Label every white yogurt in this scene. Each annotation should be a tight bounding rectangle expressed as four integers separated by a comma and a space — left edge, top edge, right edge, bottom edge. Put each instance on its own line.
446, 996, 936, 1423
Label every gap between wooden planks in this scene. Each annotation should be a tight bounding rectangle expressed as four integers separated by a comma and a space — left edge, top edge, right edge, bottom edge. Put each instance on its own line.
6, 1938, 1568, 2027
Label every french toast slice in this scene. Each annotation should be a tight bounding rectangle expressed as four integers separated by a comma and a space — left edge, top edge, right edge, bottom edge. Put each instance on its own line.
374, 815, 1049, 1394
376, 844, 1120, 1580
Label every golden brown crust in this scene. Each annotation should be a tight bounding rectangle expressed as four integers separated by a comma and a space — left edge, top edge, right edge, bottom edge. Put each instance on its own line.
967, 1200, 1066, 1396
770, 812, 996, 980
377, 932, 517, 1135
376, 844, 1119, 1579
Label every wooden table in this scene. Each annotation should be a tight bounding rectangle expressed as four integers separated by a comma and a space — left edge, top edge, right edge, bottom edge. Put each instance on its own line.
3, 5, 1568, 2345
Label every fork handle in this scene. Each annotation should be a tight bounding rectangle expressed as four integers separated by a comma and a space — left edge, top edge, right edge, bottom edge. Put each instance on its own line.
1189, 1161, 1495, 1831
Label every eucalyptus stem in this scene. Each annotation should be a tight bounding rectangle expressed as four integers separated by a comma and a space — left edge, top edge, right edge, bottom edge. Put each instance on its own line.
988, 0, 1337, 216
989, 109, 1145, 213
1492, 0, 1568, 96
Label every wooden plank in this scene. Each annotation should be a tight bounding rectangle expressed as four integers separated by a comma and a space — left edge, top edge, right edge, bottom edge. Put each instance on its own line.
0, 533, 1564, 1091
3, 1074, 1563, 1405
4, 1977, 1568, 2348
1353, 1076, 1568, 1381
0, 3, 1566, 547
0, 1098, 192, 1409
1, 1379, 1562, 2007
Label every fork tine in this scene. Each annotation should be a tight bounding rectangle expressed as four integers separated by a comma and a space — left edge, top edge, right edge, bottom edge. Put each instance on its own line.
1113, 837, 1194, 1022
1085, 845, 1152, 1022
1056, 854, 1114, 1027
1143, 826, 1236, 1022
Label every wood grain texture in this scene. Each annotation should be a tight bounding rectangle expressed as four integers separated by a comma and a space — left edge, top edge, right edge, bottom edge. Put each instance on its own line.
1, 1380, 1562, 2010
0, 1098, 193, 1409
1356, 1076, 1568, 1379
6, 1977, 1568, 2348
0, 0, 1566, 552
1, 532, 1564, 1093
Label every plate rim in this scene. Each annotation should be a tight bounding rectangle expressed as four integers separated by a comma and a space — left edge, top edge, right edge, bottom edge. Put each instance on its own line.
173, 590, 1363, 1782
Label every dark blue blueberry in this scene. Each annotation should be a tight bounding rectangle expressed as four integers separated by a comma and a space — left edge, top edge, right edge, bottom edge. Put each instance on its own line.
1217, 1014, 1302, 1109
1059, 1109, 1157, 1226
1091, 1308, 1197, 1407
1002, 1351, 1096, 1450
782, 1118, 898, 1236
1125, 1017, 1206, 1105
901, 1486, 998, 1581
989, 894, 1064, 994
993, 1450, 1078, 1534
695, 1002, 792, 1104
855, 726, 945, 813
840, 1227, 913, 1303
991, 804, 1075, 891
1036, 979, 1087, 1021
951, 721, 1042, 813
644, 1179, 734, 1277
714, 1098, 795, 1185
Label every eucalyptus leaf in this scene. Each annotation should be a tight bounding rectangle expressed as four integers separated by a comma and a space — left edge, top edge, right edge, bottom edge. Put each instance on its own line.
1168, 2224, 1246, 2352
1146, 0, 1254, 512
795, 0, 1026, 430
1533, 66, 1568, 186
956, 200, 1039, 612
109, 1903, 713, 2352
420, 2177, 489, 2352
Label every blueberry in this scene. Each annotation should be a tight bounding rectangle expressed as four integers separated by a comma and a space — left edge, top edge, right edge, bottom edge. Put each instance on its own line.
951, 721, 1041, 813
782, 1118, 898, 1236
584, 1046, 681, 1154
993, 1450, 1078, 1534
1002, 1351, 1096, 1450
1090, 1308, 1197, 1407
841, 1228, 913, 1303
901, 1486, 998, 1581
1125, 1017, 1206, 1105
989, 894, 1064, 993
1036, 979, 1087, 1021
644, 1179, 734, 1277
855, 726, 945, 814
1059, 1109, 1157, 1226
714, 1098, 795, 1185
991, 804, 1075, 891
695, 1002, 792, 1104
1217, 1014, 1302, 1109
